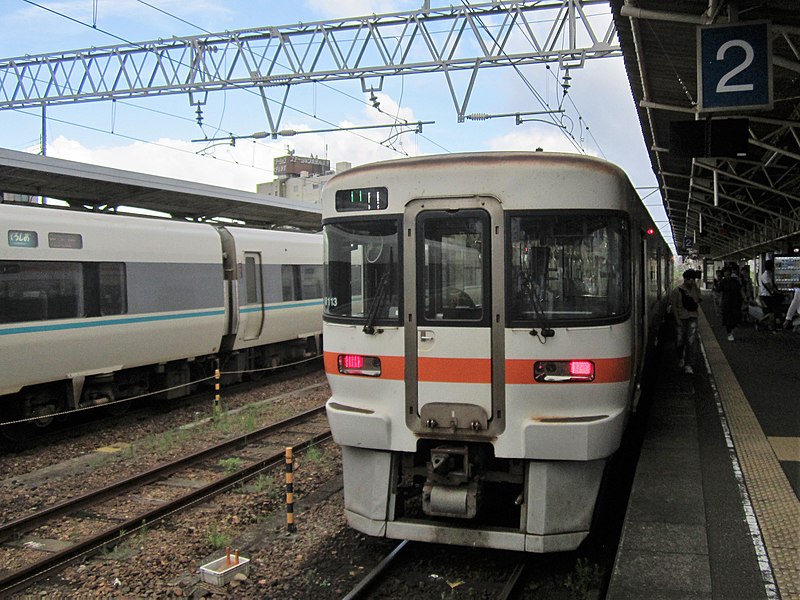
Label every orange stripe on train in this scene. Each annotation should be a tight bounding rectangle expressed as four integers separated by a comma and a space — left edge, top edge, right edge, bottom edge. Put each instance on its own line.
505, 357, 632, 384
325, 352, 631, 384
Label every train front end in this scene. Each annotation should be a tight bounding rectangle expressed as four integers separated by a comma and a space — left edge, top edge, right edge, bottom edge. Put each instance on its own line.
323, 153, 648, 553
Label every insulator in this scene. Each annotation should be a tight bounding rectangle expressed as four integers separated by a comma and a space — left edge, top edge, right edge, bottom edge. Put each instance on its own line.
466, 113, 490, 120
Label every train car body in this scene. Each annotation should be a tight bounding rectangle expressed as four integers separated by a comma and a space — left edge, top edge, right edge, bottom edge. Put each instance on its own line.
0, 203, 321, 425
322, 152, 671, 552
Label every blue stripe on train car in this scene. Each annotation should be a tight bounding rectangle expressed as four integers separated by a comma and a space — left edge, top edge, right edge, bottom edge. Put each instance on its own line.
0, 309, 227, 336
239, 300, 323, 313
0, 300, 323, 336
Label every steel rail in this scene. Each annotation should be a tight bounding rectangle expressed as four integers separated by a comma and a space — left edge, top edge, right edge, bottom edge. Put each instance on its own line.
0, 404, 326, 542
0, 406, 329, 595
342, 540, 411, 600
498, 559, 529, 599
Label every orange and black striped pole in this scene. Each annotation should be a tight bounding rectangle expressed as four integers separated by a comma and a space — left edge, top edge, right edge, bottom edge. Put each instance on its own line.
286, 447, 296, 533
213, 360, 221, 416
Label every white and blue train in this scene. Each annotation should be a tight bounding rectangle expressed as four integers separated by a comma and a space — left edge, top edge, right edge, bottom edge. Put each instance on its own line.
323, 152, 672, 552
0, 203, 322, 427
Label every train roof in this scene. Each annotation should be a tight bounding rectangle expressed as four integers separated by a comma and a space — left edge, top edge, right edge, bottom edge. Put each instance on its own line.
0, 148, 321, 231
330, 151, 630, 181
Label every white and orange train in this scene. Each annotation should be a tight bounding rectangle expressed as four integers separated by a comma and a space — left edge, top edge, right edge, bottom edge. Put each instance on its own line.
323, 152, 672, 552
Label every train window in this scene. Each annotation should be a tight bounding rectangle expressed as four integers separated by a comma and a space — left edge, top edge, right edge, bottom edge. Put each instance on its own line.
507, 213, 630, 325
281, 265, 297, 301
98, 262, 127, 315
281, 265, 323, 301
0, 260, 127, 323
417, 210, 489, 324
323, 219, 401, 324
299, 265, 323, 300
245, 256, 260, 304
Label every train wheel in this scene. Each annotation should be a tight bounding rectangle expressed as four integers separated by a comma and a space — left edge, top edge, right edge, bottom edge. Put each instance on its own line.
21, 390, 60, 428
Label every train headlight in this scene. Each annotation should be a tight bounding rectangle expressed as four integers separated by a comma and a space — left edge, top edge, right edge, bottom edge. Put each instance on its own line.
337, 354, 382, 377
534, 360, 595, 382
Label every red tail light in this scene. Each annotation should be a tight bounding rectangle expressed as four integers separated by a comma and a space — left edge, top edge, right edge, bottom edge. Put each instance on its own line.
534, 360, 595, 382
569, 360, 594, 378
338, 354, 382, 377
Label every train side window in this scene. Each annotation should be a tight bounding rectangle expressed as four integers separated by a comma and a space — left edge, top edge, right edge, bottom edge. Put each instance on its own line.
98, 262, 127, 316
299, 265, 323, 300
0, 260, 81, 323
281, 265, 297, 301
81, 262, 127, 317
245, 257, 260, 303
0, 260, 127, 323
279, 264, 321, 301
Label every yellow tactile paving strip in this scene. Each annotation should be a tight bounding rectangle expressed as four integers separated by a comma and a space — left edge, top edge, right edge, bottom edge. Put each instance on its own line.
769, 438, 800, 463
699, 311, 800, 600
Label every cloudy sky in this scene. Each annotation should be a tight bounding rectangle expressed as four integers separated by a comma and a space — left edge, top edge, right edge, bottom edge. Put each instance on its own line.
0, 0, 672, 247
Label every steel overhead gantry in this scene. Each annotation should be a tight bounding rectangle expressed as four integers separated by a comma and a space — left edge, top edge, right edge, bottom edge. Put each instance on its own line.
0, 1, 619, 134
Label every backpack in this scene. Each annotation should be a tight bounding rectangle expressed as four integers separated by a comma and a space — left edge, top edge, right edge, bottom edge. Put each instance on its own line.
679, 288, 699, 311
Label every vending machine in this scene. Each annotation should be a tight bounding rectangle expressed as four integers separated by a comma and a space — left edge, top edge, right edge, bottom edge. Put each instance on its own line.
775, 255, 800, 289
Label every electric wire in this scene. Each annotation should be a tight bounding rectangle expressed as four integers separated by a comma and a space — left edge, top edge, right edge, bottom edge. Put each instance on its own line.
134, 0, 214, 35
8, 106, 277, 175
17, 0, 416, 158
458, 1, 583, 153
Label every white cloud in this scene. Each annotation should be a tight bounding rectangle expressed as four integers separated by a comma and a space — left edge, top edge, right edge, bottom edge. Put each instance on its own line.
486, 125, 582, 155
38, 91, 424, 194
43, 135, 275, 191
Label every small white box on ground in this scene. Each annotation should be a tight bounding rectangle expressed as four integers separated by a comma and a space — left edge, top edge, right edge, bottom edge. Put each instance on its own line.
199, 554, 250, 586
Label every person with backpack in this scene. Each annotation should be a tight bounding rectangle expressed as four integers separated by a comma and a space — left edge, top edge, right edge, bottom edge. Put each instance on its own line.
670, 269, 703, 374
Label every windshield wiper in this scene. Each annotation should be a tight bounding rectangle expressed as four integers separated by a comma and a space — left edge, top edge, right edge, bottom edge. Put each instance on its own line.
363, 271, 390, 335
529, 286, 555, 341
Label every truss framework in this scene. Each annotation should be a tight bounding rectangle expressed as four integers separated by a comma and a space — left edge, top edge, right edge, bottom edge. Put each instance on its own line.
0, 1, 619, 134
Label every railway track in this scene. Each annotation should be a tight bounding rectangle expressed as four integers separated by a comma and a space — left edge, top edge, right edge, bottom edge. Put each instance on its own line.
342, 540, 529, 599
0, 406, 331, 597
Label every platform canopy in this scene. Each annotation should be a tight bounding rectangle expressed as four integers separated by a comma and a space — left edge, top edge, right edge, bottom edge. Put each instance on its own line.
612, 0, 800, 259
0, 148, 321, 231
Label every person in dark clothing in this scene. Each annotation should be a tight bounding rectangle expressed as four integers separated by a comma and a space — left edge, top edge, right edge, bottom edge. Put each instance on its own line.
719, 266, 742, 341
670, 269, 702, 374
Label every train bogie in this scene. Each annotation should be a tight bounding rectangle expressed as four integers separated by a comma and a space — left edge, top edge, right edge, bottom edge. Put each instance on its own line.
323, 152, 671, 552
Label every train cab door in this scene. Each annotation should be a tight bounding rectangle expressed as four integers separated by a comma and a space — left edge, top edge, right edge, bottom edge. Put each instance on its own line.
404, 199, 505, 437
241, 252, 265, 341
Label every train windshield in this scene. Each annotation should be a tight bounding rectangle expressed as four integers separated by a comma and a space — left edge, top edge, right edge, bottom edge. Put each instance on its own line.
323, 219, 401, 325
508, 212, 629, 325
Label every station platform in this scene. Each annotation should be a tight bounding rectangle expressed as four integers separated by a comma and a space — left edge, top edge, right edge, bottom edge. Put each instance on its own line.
607, 304, 800, 600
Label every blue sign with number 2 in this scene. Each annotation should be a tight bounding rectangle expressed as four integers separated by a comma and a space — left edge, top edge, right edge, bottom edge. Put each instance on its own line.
699, 22, 771, 111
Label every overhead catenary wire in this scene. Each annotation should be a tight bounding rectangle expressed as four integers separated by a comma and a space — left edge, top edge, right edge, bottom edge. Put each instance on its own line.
458, 1, 583, 154
17, 0, 427, 160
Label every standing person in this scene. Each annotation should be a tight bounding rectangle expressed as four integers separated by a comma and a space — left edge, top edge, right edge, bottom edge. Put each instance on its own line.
740, 264, 755, 322
712, 269, 723, 315
670, 269, 702, 374
719, 266, 742, 340
759, 260, 782, 330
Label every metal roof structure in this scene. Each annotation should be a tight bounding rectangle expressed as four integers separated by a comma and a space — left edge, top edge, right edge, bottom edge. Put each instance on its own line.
612, 0, 800, 259
0, 148, 321, 231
